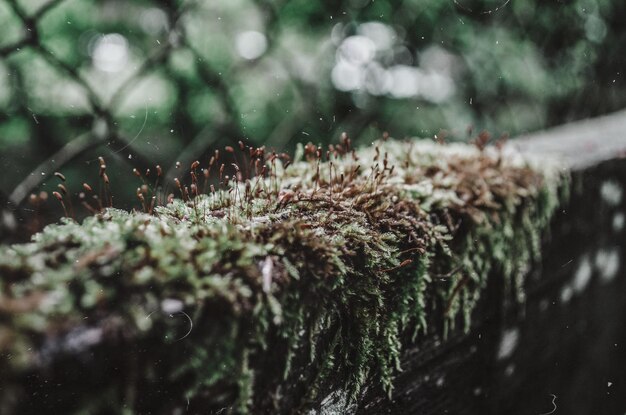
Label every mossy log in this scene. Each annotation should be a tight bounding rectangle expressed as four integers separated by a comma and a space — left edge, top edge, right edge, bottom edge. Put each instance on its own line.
0, 138, 567, 414
360, 111, 626, 415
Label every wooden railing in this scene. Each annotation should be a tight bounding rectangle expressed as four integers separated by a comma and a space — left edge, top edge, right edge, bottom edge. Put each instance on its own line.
351, 110, 626, 414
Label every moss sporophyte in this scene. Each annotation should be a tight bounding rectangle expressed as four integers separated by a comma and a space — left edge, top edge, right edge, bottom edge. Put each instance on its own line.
0, 134, 567, 413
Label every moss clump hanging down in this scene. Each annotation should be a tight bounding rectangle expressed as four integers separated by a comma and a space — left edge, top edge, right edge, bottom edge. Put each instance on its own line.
0, 137, 567, 414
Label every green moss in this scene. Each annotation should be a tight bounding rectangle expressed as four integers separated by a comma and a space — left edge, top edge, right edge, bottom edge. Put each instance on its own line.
0, 138, 567, 414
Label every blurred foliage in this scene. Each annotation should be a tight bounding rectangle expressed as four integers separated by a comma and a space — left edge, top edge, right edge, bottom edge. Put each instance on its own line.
0, 0, 625, 217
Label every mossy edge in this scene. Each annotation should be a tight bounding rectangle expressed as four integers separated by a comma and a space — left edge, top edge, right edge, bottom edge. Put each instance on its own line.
0, 138, 568, 414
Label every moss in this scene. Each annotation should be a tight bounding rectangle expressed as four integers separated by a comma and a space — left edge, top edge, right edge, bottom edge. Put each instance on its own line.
0, 138, 567, 414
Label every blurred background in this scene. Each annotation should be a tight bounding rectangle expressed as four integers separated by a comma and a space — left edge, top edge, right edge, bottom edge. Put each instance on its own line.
1, 0, 625, 240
